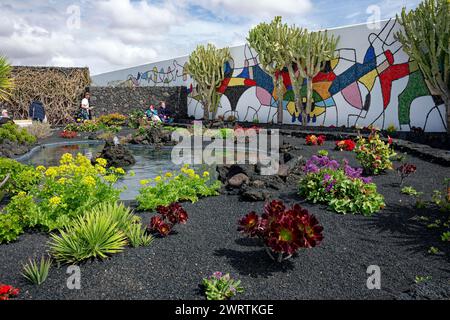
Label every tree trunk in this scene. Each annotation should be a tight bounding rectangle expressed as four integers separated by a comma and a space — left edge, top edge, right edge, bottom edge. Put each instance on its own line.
304, 77, 314, 126
276, 79, 284, 124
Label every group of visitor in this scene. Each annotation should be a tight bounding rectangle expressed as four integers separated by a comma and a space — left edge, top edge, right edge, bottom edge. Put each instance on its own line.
145, 101, 173, 124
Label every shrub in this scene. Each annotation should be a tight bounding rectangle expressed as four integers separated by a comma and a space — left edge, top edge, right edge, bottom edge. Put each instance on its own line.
25, 121, 52, 139
128, 109, 145, 129
148, 203, 188, 237
298, 155, 385, 216
0, 284, 19, 300
0, 213, 23, 244
202, 272, 244, 300
97, 113, 127, 126
137, 166, 220, 211
317, 149, 329, 157
355, 131, 396, 175
397, 163, 417, 186
50, 210, 128, 264
0, 158, 41, 195
238, 200, 324, 262
1, 154, 124, 238
126, 222, 154, 247
386, 124, 396, 134
22, 256, 52, 285
305, 134, 325, 146
0, 122, 36, 144
335, 139, 356, 151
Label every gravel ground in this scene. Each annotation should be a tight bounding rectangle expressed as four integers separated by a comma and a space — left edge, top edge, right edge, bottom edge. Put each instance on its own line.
1, 137, 449, 300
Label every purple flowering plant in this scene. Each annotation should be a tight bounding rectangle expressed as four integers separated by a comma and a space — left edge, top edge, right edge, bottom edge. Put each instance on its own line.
299, 155, 385, 216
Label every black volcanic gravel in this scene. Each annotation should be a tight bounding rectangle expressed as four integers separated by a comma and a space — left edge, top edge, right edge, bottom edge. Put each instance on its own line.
1, 138, 449, 300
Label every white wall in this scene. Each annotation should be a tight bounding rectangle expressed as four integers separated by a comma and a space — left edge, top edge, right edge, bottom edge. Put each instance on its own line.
92, 19, 447, 132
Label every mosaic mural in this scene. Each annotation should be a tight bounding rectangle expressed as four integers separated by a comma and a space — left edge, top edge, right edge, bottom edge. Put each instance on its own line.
92, 19, 447, 132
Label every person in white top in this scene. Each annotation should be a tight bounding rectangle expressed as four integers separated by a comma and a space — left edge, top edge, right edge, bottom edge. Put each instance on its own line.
80, 92, 92, 120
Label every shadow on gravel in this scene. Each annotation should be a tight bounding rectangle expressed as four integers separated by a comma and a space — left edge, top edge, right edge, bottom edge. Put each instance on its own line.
363, 204, 450, 263
214, 248, 295, 278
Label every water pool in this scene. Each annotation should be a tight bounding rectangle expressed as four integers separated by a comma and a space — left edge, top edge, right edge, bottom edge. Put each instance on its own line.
20, 142, 215, 201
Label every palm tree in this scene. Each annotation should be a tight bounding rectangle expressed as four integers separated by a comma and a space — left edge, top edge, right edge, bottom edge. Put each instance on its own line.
0, 56, 14, 101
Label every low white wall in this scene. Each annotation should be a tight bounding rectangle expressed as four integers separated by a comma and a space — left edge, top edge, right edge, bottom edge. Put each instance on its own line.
92, 19, 447, 132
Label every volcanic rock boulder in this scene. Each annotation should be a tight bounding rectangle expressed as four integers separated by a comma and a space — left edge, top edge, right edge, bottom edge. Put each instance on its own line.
96, 140, 136, 168
131, 125, 175, 146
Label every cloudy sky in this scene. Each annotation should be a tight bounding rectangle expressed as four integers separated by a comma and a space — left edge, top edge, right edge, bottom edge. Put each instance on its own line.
0, 0, 421, 75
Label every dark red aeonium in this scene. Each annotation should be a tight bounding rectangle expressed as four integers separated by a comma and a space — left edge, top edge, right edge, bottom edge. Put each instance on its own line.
238, 200, 324, 261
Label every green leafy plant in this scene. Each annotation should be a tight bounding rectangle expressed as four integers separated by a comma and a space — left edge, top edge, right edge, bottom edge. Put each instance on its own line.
50, 210, 128, 264
441, 231, 450, 242
128, 109, 145, 129
355, 131, 396, 175
428, 246, 440, 254
126, 222, 153, 247
0, 213, 23, 244
96, 113, 127, 126
0, 158, 41, 195
185, 44, 231, 120
202, 272, 244, 300
0, 122, 37, 144
401, 186, 419, 196
415, 275, 432, 284
431, 178, 450, 212
22, 256, 52, 285
137, 166, 220, 211
317, 149, 329, 157
386, 124, 397, 134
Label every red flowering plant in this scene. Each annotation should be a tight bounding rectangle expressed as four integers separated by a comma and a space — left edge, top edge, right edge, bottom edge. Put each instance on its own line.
238, 200, 323, 262
148, 203, 188, 237
396, 163, 417, 186
0, 284, 19, 300
305, 135, 326, 146
59, 130, 78, 139
335, 139, 356, 151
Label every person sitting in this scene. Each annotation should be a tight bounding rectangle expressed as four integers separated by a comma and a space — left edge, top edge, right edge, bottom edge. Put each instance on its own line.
158, 101, 173, 123
29, 99, 46, 122
0, 109, 13, 125
145, 105, 161, 123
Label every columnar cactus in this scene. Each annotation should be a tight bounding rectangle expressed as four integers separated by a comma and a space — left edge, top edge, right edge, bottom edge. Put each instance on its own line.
247, 16, 293, 124
0, 56, 15, 102
395, 0, 449, 132
295, 30, 339, 125
185, 44, 231, 120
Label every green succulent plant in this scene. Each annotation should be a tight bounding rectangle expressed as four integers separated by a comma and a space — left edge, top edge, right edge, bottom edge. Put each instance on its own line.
185, 44, 231, 120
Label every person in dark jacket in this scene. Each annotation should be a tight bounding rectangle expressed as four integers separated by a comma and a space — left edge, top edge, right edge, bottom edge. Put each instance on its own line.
158, 101, 173, 123
29, 99, 46, 122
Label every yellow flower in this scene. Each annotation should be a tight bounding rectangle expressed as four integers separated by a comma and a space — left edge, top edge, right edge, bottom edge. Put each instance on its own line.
18, 191, 27, 197
154, 176, 162, 182
115, 168, 125, 175
96, 158, 108, 167
49, 196, 62, 206
81, 176, 96, 187
95, 165, 106, 175
140, 179, 149, 185
45, 168, 58, 177
202, 171, 210, 178
165, 172, 173, 178
36, 165, 46, 172
194, 174, 200, 179
60, 153, 73, 165
57, 178, 67, 185
104, 175, 117, 183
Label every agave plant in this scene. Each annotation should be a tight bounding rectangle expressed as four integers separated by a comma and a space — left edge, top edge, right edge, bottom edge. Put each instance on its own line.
22, 256, 52, 285
238, 200, 324, 262
50, 210, 128, 263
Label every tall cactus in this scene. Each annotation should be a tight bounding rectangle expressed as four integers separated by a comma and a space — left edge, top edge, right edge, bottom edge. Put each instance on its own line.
395, 0, 449, 132
295, 30, 339, 125
247, 16, 293, 124
0, 56, 15, 102
185, 44, 231, 120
